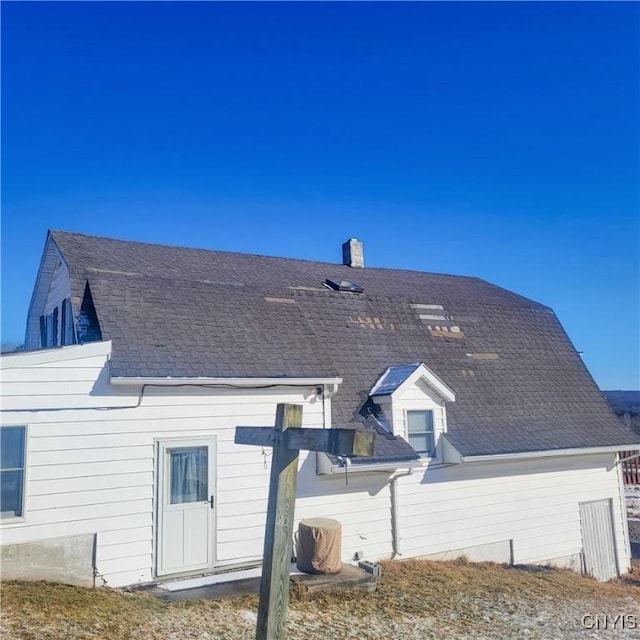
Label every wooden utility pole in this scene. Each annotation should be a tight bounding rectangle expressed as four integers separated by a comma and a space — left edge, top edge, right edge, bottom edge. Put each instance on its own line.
235, 403, 374, 640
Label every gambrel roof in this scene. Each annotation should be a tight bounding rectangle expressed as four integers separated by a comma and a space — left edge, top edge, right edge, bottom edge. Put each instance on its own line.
38, 229, 639, 457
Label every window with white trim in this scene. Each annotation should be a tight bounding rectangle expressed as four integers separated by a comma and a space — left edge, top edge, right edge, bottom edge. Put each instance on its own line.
1, 426, 26, 519
407, 410, 435, 455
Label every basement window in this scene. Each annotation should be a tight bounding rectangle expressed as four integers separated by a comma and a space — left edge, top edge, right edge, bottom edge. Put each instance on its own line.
406, 410, 435, 456
323, 279, 364, 293
0, 426, 26, 520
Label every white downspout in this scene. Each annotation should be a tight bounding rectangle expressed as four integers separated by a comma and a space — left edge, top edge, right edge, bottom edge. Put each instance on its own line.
316, 383, 338, 475
391, 469, 413, 558
322, 384, 333, 428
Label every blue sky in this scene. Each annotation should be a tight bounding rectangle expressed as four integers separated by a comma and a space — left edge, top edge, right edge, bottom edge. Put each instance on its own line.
2, 2, 638, 389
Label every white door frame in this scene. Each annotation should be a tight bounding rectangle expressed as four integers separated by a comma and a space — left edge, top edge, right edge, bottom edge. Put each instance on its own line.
155, 436, 217, 577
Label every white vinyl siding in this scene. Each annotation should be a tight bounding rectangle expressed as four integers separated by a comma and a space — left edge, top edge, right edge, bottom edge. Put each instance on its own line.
25, 241, 72, 350
295, 464, 393, 562
0, 344, 325, 585
43, 256, 71, 316
394, 454, 628, 572
40, 255, 72, 348
0, 343, 632, 586
383, 375, 447, 458
300, 453, 629, 574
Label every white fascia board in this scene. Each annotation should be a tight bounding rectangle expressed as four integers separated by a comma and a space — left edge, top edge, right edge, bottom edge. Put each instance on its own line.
110, 375, 343, 388
0, 340, 112, 368
369, 363, 455, 402
402, 363, 456, 402
459, 444, 640, 463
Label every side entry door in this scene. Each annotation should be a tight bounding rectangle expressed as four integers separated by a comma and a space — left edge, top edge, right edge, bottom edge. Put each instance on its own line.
157, 437, 216, 576
579, 499, 618, 582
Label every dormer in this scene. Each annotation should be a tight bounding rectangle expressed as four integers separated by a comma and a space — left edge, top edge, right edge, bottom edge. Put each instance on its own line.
369, 363, 455, 459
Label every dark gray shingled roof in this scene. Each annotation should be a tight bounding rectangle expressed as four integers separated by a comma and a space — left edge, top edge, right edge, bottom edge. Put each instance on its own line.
49, 230, 639, 458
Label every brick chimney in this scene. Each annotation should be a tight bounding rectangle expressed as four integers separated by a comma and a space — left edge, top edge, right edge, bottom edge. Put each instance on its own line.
342, 238, 364, 268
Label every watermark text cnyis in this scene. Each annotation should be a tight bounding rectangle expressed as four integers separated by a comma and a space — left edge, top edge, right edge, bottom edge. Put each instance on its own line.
581, 614, 638, 630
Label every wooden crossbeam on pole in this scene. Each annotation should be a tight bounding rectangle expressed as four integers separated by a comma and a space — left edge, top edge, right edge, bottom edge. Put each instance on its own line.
255, 404, 301, 640
234, 403, 375, 640
235, 426, 375, 457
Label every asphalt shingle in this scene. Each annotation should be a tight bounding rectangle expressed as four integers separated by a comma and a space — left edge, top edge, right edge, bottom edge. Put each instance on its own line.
50, 230, 639, 458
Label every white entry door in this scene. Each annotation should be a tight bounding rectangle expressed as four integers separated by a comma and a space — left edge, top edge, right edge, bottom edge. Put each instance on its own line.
157, 437, 216, 576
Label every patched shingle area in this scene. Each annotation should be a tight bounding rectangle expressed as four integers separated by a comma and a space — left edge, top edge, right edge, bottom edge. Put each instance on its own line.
50, 230, 639, 457
88, 274, 332, 378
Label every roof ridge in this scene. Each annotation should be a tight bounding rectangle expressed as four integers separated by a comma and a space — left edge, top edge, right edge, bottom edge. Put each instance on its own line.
48, 229, 480, 283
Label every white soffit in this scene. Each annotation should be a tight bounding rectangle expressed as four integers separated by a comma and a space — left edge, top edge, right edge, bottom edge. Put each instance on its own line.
459, 444, 640, 462
110, 376, 343, 388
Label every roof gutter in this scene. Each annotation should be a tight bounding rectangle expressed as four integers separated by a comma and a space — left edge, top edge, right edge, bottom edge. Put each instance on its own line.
459, 444, 640, 463
110, 376, 342, 389
322, 459, 423, 475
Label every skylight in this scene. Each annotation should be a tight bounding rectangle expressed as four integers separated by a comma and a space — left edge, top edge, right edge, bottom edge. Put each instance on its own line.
323, 279, 364, 293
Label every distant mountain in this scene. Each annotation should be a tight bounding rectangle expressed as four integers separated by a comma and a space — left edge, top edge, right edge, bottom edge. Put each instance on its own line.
604, 390, 640, 414
604, 390, 640, 435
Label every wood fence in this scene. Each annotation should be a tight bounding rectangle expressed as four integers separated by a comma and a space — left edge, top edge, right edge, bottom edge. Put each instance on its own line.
621, 450, 640, 486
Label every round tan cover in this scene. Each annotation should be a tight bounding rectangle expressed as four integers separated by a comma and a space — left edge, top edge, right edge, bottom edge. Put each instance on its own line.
296, 517, 342, 574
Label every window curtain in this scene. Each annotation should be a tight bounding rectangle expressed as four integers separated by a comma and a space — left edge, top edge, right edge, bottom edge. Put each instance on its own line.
170, 447, 207, 504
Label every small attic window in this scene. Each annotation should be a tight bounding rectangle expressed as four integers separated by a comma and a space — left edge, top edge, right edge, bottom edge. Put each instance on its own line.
407, 410, 435, 455
323, 279, 364, 293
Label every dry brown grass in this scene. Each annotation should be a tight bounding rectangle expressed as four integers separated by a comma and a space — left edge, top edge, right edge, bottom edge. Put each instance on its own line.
1, 559, 639, 639
0, 580, 161, 639
285, 559, 640, 638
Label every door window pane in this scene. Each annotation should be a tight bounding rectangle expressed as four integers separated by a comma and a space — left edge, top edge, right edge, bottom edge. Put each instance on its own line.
169, 446, 208, 504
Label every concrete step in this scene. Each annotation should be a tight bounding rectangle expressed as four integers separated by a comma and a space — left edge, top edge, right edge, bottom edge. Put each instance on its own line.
290, 562, 378, 595
141, 562, 378, 602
